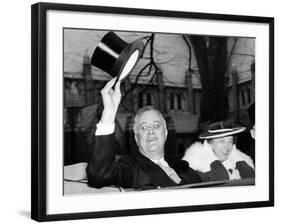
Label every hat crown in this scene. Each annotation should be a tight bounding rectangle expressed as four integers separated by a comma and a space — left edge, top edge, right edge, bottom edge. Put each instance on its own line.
91, 32, 128, 75
209, 121, 238, 131
199, 120, 245, 139
91, 31, 144, 82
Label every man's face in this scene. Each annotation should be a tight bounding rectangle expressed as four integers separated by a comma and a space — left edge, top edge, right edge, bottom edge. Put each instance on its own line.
209, 136, 234, 161
135, 110, 167, 160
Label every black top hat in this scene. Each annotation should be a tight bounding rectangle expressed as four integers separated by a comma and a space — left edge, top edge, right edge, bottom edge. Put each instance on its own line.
199, 120, 246, 139
91, 31, 144, 83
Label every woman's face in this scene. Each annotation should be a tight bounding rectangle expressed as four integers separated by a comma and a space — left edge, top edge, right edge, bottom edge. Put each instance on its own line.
209, 136, 234, 161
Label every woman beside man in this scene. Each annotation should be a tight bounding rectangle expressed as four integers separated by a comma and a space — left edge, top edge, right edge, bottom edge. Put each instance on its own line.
183, 121, 255, 182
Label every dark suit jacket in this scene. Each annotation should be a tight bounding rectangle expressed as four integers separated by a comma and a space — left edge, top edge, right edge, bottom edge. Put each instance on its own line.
87, 134, 202, 190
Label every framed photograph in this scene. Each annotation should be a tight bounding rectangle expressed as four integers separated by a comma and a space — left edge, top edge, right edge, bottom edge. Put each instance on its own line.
31, 2, 274, 222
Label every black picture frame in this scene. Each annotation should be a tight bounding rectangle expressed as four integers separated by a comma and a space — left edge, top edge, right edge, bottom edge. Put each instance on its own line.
31, 2, 274, 222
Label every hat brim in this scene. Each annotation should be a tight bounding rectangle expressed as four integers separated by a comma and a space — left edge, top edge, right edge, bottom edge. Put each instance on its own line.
110, 39, 144, 83
199, 127, 246, 139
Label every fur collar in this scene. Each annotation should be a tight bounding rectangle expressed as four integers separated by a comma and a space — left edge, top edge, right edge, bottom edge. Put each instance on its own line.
182, 141, 254, 173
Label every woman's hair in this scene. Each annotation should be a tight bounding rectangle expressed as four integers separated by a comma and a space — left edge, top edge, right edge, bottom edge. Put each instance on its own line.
132, 106, 167, 134
206, 136, 237, 144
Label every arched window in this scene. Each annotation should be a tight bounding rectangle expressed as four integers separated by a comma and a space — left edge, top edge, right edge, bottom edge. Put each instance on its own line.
170, 93, 174, 110
177, 94, 182, 110
243, 89, 247, 105
247, 87, 251, 104
240, 88, 246, 106
146, 92, 152, 105
64, 79, 72, 89
138, 92, 143, 108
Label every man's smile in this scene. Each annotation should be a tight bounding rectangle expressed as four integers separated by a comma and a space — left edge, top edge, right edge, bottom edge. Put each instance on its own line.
147, 138, 158, 143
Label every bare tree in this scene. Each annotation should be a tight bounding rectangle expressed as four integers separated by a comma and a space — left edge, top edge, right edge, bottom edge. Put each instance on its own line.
187, 35, 228, 124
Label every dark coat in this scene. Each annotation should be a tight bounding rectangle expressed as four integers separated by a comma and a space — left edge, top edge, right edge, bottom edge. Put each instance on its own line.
87, 134, 202, 190
182, 141, 255, 182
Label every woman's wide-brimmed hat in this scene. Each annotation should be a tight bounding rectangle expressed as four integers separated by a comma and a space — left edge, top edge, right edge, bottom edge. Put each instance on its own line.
91, 31, 144, 84
199, 120, 246, 139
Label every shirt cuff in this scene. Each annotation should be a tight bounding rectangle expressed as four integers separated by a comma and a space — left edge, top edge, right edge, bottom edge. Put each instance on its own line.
95, 122, 115, 136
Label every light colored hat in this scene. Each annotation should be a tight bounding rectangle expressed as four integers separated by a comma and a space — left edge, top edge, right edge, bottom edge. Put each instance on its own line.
199, 121, 246, 139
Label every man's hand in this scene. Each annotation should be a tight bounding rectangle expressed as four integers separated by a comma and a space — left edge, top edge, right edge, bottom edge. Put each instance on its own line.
100, 78, 121, 125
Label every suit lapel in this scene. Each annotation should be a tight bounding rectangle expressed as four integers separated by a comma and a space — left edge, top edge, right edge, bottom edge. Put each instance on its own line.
134, 152, 178, 187
165, 157, 190, 184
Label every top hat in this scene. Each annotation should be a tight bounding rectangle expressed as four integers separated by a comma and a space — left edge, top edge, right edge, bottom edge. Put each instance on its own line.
91, 31, 144, 84
199, 120, 246, 139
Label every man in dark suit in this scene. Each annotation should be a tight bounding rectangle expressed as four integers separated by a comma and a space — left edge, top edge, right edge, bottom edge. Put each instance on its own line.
86, 78, 202, 190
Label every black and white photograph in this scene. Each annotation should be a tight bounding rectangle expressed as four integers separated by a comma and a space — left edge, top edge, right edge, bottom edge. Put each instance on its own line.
30, 2, 274, 222
63, 29, 256, 195
2, 0, 281, 223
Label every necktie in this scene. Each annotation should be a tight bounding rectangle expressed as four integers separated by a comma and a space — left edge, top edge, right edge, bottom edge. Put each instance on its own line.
157, 160, 182, 184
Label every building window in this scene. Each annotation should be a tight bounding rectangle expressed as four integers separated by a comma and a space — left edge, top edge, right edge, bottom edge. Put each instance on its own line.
146, 92, 152, 105
64, 79, 71, 89
177, 94, 182, 110
170, 93, 174, 110
247, 87, 251, 104
138, 92, 143, 108
241, 88, 246, 106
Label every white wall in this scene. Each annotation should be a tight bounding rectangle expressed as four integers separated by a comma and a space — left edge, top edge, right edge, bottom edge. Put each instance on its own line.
1, 0, 279, 223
